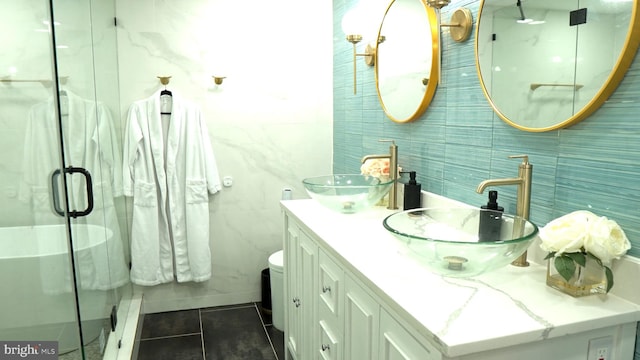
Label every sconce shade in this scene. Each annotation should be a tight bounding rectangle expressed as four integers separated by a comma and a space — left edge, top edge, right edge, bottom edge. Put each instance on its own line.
342, 7, 365, 36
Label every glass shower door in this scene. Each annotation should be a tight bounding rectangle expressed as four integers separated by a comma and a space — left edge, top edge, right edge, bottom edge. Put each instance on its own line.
0, 0, 130, 358
50, 0, 130, 358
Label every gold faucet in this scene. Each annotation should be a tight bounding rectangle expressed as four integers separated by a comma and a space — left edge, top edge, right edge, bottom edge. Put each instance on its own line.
361, 140, 399, 210
476, 155, 532, 267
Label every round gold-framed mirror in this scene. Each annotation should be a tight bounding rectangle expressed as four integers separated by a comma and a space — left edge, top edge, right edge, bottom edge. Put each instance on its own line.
375, 0, 439, 123
476, 0, 640, 132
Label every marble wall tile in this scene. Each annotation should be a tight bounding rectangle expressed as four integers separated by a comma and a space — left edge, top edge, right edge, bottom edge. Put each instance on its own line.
115, 0, 333, 311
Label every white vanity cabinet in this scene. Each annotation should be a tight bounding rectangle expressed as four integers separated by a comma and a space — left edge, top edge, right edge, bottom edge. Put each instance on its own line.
282, 200, 639, 360
284, 212, 440, 360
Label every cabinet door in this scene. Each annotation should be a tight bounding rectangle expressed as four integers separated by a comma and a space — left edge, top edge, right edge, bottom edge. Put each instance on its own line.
284, 220, 301, 359
284, 220, 317, 360
344, 275, 379, 360
379, 309, 441, 360
298, 230, 318, 360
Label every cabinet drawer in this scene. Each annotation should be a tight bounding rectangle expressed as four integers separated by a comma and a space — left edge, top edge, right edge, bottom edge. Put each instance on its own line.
318, 251, 344, 320
318, 320, 342, 360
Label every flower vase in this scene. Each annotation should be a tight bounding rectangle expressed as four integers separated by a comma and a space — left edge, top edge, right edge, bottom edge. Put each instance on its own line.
546, 259, 607, 297
376, 194, 389, 207
375, 175, 392, 207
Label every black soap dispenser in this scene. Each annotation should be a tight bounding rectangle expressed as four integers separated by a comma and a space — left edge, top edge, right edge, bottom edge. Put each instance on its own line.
403, 171, 421, 210
478, 190, 504, 242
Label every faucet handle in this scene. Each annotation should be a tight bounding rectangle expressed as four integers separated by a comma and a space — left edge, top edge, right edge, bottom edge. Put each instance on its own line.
508, 154, 529, 164
379, 139, 396, 146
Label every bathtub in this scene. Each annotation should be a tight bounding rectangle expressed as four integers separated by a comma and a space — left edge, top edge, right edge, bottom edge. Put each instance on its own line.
0, 223, 128, 353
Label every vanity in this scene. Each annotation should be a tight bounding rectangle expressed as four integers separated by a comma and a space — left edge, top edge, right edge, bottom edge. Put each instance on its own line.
281, 194, 640, 360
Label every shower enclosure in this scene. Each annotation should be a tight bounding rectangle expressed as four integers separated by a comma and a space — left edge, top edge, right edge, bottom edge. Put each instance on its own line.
1, 0, 133, 358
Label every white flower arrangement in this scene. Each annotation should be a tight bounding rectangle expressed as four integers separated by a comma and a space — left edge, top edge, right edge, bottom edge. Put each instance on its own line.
539, 210, 630, 293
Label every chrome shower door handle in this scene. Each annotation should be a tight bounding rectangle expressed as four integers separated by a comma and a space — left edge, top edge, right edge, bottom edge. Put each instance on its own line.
50, 166, 94, 218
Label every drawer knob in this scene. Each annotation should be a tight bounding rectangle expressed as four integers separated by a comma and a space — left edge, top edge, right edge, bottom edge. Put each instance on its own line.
322, 285, 332, 293
322, 344, 330, 351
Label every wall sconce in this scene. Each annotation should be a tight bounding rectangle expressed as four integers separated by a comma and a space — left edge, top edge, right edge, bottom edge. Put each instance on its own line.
344, 37, 382, 94
344, 35, 360, 94
424, 1, 473, 43
212, 76, 226, 85
342, 5, 382, 94
440, 8, 473, 42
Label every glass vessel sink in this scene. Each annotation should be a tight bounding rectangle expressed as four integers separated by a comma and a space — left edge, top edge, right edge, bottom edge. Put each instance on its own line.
383, 207, 538, 277
302, 174, 394, 214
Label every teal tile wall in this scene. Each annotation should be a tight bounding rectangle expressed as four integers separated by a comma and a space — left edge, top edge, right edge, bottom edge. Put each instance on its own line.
333, 0, 640, 259
334, 1, 640, 357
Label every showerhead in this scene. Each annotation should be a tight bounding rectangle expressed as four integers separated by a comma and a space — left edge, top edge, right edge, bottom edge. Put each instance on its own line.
516, 0, 533, 23
516, 0, 526, 21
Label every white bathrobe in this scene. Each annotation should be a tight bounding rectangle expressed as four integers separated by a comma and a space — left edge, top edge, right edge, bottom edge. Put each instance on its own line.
123, 90, 221, 285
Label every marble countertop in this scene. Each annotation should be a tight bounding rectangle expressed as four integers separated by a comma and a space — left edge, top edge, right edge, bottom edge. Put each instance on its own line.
281, 197, 640, 357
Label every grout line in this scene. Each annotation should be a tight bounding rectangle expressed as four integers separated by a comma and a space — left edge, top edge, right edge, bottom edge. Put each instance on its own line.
255, 301, 272, 326
253, 302, 280, 360
199, 303, 255, 313
199, 308, 206, 360
139, 332, 201, 341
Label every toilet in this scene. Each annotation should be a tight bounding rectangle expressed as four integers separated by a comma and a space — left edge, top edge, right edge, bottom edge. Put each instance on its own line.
268, 250, 284, 331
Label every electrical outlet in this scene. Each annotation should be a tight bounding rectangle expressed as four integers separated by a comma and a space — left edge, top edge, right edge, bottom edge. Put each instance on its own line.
596, 347, 608, 360
587, 336, 613, 360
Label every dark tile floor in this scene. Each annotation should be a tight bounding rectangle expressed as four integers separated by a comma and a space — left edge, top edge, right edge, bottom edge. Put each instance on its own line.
136, 303, 284, 360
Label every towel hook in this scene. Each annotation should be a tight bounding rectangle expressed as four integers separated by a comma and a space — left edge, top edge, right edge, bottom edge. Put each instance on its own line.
157, 76, 172, 98
157, 76, 171, 87
212, 76, 226, 85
